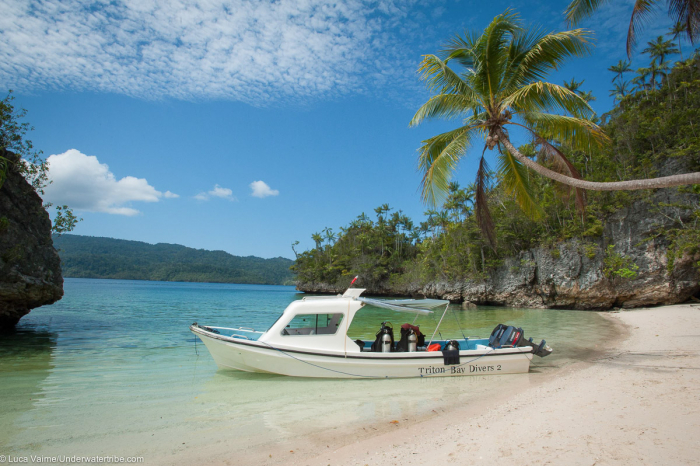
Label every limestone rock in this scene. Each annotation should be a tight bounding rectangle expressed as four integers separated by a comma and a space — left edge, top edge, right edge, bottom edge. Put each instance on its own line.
0, 151, 63, 329
296, 188, 700, 310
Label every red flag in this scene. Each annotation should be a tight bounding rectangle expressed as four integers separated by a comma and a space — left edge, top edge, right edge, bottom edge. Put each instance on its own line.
350, 276, 358, 285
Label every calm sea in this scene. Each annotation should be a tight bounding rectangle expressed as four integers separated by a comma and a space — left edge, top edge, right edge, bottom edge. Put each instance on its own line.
0, 278, 618, 464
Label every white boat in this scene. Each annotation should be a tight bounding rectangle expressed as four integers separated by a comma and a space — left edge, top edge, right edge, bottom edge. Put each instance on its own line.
190, 288, 552, 379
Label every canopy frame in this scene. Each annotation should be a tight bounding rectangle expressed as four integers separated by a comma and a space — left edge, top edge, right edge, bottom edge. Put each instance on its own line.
356, 297, 447, 316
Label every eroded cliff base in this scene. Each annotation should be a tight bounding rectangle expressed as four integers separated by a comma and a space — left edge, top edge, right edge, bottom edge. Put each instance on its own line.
0, 151, 63, 329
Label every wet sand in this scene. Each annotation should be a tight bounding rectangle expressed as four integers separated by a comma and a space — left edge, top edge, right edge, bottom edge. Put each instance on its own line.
286, 304, 700, 466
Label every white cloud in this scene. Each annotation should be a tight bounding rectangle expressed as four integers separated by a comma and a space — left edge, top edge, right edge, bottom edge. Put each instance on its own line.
194, 184, 237, 201
163, 191, 179, 198
42, 149, 177, 216
250, 180, 279, 198
210, 184, 235, 199
0, 0, 422, 103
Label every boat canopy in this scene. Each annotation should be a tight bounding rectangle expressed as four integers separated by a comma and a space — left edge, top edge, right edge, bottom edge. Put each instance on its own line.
356, 297, 448, 315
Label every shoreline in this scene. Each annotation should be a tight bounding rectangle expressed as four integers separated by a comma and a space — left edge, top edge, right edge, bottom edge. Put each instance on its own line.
252, 304, 699, 466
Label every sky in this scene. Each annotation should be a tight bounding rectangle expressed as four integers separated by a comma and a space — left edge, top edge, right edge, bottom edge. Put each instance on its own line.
1, 0, 686, 259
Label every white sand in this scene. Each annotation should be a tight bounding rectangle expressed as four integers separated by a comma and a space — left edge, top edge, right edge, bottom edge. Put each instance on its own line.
293, 304, 700, 466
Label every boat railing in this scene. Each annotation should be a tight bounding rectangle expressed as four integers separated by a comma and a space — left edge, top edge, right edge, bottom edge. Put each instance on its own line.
206, 326, 263, 333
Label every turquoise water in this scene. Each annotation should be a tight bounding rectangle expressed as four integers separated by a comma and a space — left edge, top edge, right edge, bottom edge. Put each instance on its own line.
0, 278, 619, 465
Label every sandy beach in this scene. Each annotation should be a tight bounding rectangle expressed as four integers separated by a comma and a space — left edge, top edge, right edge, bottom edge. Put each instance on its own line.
279, 304, 700, 466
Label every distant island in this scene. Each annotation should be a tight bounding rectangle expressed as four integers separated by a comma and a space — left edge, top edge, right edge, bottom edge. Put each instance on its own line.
52, 234, 295, 285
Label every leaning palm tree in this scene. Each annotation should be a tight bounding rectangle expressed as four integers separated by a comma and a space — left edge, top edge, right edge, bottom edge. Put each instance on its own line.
565, 0, 700, 58
410, 10, 700, 246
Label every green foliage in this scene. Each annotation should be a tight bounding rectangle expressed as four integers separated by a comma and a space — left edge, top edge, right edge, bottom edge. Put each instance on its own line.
0, 91, 48, 192
603, 245, 640, 279
53, 235, 295, 285
582, 243, 599, 260
409, 8, 605, 241
1, 92, 81, 235
293, 56, 700, 288
0, 216, 9, 234
50, 205, 82, 236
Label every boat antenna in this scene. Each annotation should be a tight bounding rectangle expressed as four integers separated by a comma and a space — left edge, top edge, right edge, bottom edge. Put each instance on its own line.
350, 275, 359, 287
451, 306, 468, 342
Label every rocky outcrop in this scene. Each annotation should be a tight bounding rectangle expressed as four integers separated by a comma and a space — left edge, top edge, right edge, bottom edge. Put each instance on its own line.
298, 188, 700, 310
0, 151, 63, 329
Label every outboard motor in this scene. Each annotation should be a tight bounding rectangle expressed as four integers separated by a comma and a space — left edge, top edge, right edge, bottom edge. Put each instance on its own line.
488, 323, 552, 357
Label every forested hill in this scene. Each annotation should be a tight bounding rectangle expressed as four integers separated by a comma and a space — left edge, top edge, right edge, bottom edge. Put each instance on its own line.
53, 235, 295, 285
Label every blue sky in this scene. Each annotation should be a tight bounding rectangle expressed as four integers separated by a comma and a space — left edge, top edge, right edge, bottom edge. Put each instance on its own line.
2, 0, 685, 258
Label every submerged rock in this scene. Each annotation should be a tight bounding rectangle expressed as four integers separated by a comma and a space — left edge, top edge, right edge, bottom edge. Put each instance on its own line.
0, 151, 63, 329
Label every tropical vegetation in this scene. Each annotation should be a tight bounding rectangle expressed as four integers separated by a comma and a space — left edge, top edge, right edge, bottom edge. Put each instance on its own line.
408, 11, 700, 248
54, 234, 295, 285
0, 91, 79, 235
292, 50, 700, 289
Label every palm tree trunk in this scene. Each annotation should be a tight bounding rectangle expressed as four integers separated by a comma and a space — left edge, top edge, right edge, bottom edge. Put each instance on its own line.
497, 130, 700, 190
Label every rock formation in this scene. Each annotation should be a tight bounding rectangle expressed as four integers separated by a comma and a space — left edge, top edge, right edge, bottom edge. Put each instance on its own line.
0, 150, 63, 329
298, 188, 700, 310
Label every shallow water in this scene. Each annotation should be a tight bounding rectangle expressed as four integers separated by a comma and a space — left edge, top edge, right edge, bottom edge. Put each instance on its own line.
0, 278, 619, 463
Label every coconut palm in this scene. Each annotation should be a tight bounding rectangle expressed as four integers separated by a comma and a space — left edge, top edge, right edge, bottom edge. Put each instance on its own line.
648, 59, 671, 88
608, 60, 632, 82
565, 0, 700, 57
564, 78, 596, 102
563, 77, 585, 93
631, 67, 651, 92
610, 81, 629, 102
411, 10, 700, 245
579, 90, 597, 102
643, 36, 680, 64
667, 21, 688, 58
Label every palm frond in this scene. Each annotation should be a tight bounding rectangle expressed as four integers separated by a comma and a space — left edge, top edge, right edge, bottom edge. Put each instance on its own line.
565, 0, 610, 26
627, 0, 660, 57
668, 0, 700, 43
516, 112, 608, 152
506, 29, 594, 91
474, 154, 496, 249
417, 55, 472, 95
536, 139, 586, 212
504, 81, 594, 119
418, 125, 481, 205
497, 147, 542, 220
471, 9, 522, 101
410, 94, 480, 127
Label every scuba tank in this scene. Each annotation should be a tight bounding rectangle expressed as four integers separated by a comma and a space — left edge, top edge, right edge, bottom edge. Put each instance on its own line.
370, 322, 395, 353
380, 322, 394, 353
381, 331, 392, 352
407, 329, 417, 352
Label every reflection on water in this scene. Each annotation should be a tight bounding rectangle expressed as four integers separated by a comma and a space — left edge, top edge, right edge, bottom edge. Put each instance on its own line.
0, 278, 619, 463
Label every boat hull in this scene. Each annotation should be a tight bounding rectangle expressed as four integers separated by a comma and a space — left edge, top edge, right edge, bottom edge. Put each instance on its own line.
192, 327, 534, 379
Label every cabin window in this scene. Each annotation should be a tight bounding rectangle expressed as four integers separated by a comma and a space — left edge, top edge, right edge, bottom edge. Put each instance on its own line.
282, 313, 344, 336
